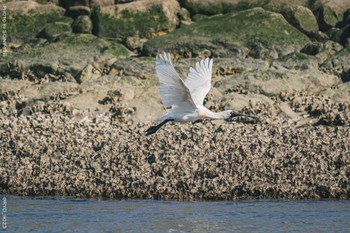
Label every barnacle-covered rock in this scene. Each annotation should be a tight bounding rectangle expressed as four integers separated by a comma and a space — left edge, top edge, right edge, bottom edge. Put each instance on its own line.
1, 55, 350, 200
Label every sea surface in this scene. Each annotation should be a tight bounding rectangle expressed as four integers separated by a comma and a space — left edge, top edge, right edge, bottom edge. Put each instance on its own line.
2, 195, 350, 233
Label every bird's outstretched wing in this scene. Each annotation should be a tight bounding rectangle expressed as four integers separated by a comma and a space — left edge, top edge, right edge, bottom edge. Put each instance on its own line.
184, 58, 213, 106
156, 52, 195, 108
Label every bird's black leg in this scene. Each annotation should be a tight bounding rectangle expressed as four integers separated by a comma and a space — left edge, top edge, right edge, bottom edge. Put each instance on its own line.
192, 119, 203, 125
145, 119, 174, 136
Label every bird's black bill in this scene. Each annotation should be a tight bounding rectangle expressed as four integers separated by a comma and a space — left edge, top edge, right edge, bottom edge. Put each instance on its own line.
145, 119, 174, 136
145, 125, 161, 136
230, 111, 259, 119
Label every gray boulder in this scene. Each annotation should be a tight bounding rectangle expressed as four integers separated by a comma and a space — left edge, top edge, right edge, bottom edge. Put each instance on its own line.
143, 8, 310, 59
321, 47, 350, 82
315, 6, 341, 31
37, 22, 72, 41
72, 15, 93, 33
0, 34, 129, 81
282, 6, 319, 35
66, 5, 91, 18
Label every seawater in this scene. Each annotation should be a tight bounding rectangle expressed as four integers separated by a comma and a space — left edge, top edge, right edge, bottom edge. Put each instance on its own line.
2, 195, 350, 233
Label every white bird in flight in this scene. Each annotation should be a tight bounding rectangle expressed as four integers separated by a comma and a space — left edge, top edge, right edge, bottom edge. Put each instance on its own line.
146, 52, 258, 135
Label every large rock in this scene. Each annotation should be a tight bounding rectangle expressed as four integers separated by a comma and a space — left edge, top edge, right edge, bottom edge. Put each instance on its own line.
0, 1, 71, 43
125, 36, 148, 52
1, 55, 350, 199
180, 0, 309, 16
218, 65, 339, 97
143, 8, 310, 59
76, 63, 102, 84
66, 5, 91, 18
116, 0, 180, 26
0, 34, 130, 81
59, 0, 90, 8
97, 0, 181, 39
36, 22, 72, 41
282, 6, 319, 35
314, 5, 342, 31
300, 40, 343, 64
321, 47, 350, 82
327, 24, 350, 46
2, 1, 65, 15
59, 0, 114, 8
181, 0, 350, 17
72, 15, 93, 33
342, 9, 350, 26
312, 0, 350, 31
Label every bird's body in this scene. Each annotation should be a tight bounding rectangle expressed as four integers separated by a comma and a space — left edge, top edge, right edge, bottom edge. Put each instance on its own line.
156, 105, 232, 122
146, 53, 257, 135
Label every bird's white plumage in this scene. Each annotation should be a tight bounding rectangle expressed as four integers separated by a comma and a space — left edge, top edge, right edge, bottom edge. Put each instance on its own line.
184, 58, 213, 106
155, 53, 199, 122
147, 53, 257, 135
156, 53, 195, 108
155, 52, 231, 123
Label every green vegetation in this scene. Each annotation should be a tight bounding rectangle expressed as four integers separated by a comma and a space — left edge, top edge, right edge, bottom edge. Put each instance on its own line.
144, 8, 310, 57
187, 2, 223, 15
282, 6, 318, 33
99, 6, 172, 39
322, 6, 339, 27
294, 10, 317, 31
7, 12, 72, 42
279, 52, 308, 62
245, 69, 289, 81
1, 34, 129, 78
36, 22, 72, 41
186, 0, 267, 15
35, 0, 57, 4
222, 0, 267, 14
192, 14, 209, 22
60, 34, 105, 47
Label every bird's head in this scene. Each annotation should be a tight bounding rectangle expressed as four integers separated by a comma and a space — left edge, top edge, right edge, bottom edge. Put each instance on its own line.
219, 110, 246, 119
220, 110, 233, 119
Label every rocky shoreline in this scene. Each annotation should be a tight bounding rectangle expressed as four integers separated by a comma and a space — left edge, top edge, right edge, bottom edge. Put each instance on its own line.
0, 104, 349, 200
1, 0, 350, 200
1, 81, 349, 200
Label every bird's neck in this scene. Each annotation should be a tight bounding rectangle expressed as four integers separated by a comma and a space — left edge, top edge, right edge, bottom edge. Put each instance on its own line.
205, 109, 228, 120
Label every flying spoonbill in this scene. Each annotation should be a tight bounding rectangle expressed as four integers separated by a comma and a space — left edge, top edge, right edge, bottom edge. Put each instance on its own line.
146, 53, 258, 136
